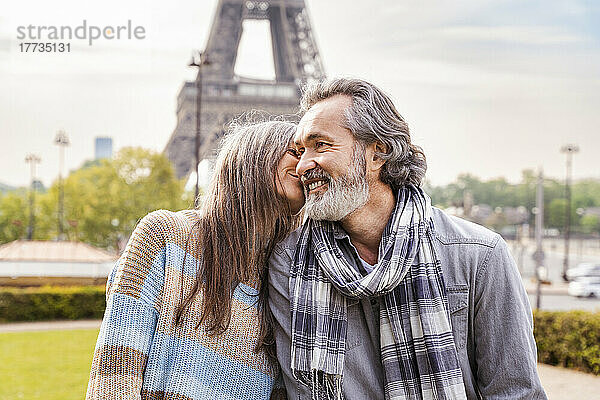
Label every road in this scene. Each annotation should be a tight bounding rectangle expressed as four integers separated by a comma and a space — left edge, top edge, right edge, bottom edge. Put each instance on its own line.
506, 239, 600, 311
528, 293, 600, 312
508, 239, 600, 283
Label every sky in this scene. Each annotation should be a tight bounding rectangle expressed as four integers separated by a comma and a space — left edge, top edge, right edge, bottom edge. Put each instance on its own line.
1, 0, 599, 189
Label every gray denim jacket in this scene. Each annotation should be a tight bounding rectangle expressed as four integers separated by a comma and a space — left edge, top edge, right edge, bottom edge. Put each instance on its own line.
268, 207, 547, 399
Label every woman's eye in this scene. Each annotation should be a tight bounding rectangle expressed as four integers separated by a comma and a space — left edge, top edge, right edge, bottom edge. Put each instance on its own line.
287, 149, 300, 158
315, 141, 328, 149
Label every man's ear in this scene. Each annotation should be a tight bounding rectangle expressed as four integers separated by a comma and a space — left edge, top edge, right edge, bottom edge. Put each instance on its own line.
367, 141, 387, 171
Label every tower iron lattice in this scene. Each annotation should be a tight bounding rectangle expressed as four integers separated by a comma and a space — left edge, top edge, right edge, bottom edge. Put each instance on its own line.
165, 0, 325, 179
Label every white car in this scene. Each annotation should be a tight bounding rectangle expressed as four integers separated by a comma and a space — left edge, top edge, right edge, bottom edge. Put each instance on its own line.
566, 263, 600, 281
568, 277, 600, 298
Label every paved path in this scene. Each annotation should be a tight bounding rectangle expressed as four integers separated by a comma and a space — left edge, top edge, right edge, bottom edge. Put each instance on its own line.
1, 320, 598, 399
538, 363, 600, 399
0, 319, 101, 333
523, 279, 570, 296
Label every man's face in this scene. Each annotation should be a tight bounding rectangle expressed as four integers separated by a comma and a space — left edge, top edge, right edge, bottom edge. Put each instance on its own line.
294, 95, 370, 221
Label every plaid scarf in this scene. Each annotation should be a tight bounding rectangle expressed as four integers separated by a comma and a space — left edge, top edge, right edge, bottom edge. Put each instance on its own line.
290, 185, 467, 400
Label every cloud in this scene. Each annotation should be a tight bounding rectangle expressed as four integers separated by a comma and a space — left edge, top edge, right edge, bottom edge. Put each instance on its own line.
429, 25, 586, 46
2, 0, 599, 187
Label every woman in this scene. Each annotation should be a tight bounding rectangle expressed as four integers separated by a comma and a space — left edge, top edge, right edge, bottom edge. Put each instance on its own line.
86, 120, 304, 399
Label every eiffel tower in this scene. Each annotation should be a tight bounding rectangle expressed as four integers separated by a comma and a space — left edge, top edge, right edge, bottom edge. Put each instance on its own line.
165, 0, 325, 179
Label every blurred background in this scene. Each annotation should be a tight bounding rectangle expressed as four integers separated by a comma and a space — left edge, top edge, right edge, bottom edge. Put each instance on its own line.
1, 0, 599, 398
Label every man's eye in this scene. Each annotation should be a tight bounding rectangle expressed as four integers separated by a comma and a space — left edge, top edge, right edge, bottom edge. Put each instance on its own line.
315, 141, 329, 149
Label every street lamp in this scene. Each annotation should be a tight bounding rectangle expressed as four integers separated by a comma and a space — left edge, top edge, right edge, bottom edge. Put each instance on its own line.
24, 153, 41, 240
54, 130, 70, 240
188, 50, 211, 206
532, 168, 545, 310
560, 144, 579, 281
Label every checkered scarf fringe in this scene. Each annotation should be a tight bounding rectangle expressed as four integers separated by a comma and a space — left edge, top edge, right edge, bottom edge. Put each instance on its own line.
290, 185, 467, 400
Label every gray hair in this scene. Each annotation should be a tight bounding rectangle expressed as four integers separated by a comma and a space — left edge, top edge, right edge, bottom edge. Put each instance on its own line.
210, 116, 298, 217
179, 117, 301, 361
300, 78, 427, 189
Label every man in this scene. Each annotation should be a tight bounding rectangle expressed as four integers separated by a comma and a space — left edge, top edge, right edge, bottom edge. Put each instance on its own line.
268, 78, 547, 399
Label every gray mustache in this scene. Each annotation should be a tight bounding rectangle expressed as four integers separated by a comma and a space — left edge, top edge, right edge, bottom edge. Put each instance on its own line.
302, 167, 331, 182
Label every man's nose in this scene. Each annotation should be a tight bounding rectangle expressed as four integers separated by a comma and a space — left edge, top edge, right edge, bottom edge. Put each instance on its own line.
296, 152, 317, 177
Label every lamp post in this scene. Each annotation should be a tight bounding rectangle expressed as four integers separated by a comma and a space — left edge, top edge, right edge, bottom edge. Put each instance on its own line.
54, 130, 70, 240
188, 50, 210, 206
560, 144, 579, 281
532, 168, 545, 310
25, 153, 41, 240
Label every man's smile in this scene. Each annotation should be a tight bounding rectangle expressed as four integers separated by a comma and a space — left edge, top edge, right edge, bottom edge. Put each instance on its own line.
306, 180, 328, 194
301, 175, 330, 195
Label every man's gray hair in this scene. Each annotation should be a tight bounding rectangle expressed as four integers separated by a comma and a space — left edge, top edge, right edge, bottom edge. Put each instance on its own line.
300, 78, 427, 188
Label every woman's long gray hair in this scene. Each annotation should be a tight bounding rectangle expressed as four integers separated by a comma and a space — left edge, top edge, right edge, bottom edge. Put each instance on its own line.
175, 117, 301, 362
301, 78, 427, 189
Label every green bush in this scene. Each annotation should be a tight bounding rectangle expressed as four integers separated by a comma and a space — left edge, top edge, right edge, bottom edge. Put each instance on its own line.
0, 286, 106, 323
534, 310, 600, 375
1, 287, 599, 376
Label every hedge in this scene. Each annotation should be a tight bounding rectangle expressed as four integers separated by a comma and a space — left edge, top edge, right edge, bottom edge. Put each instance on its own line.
534, 310, 600, 375
0, 286, 106, 323
1, 287, 599, 375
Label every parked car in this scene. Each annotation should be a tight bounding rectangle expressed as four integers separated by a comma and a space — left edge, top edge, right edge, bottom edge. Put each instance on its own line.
566, 263, 600, 281
568, 277, 600, 298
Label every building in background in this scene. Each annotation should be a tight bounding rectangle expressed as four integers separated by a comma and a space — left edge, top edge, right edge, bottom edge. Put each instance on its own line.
94, 137, 113, 160
0, 239, 116, 286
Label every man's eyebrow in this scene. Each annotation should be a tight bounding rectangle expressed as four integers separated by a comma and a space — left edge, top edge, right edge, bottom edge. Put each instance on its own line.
296, 131, 334, 144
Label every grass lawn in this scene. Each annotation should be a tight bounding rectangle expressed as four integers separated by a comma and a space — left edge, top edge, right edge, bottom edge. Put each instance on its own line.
0, 329, 99, 400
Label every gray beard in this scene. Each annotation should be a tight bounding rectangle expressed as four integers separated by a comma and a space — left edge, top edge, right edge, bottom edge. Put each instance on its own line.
304, 145, 369, 221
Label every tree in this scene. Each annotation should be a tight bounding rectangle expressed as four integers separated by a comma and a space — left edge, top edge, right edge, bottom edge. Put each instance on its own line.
427, 171, 600, 235
580, 215, 600, 234
1, 147, 192, 250
546, 198, 567, 229
61, 147, 191, 249
0, 190, 29, 243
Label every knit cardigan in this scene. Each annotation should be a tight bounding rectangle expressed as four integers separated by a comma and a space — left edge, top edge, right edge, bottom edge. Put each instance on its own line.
86, 210, 281, 399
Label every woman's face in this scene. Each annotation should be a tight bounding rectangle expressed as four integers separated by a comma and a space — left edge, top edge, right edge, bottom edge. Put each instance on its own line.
276, 145, 305, 214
